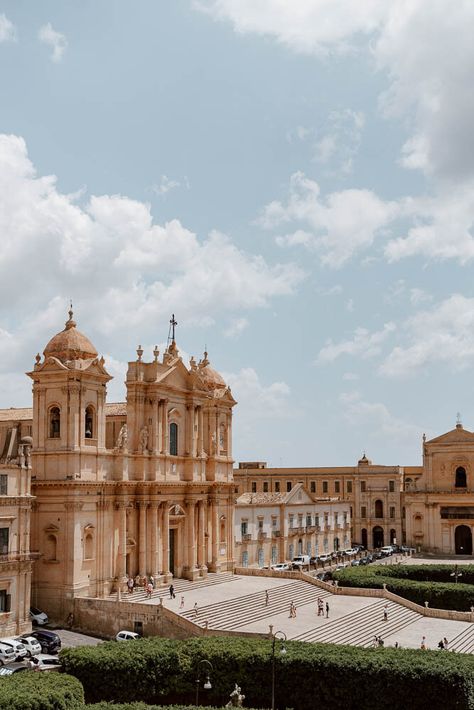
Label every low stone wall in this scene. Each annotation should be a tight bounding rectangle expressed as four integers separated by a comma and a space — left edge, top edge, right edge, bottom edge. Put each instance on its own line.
72, 596, 270, 641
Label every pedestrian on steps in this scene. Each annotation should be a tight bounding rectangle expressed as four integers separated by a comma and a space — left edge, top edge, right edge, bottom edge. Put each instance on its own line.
265, 590, 269, 606
383, 604, 388, 621
180, 596, 185, 609
169, 584, 175, 599
325, 601, 329, 618
194, 602, 199, 616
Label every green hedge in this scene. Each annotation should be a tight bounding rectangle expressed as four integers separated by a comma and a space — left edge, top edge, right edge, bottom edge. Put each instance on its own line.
88, 705, 232, 710
334, 565, 474, 610
0, 672, 84, 710
60, 636, 474, 709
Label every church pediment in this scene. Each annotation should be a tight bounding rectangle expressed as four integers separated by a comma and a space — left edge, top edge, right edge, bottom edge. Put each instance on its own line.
155, 361, 192, 390
427, 426, 474, 445
32, 357, 69, 373
284, 483, 314, 505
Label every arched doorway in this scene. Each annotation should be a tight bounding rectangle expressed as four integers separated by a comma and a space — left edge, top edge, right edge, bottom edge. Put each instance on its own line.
361, 528, 368, 548
455, 467, 467, 488
390, 529, 396, 544
373, 526, 384, 548
455, 525, 472, 555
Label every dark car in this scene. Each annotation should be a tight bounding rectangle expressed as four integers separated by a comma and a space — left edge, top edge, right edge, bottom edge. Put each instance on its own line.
358, 556, 369, 565
28, 630, 61, 654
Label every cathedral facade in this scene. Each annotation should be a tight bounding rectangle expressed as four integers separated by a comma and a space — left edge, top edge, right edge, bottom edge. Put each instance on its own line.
19, 310, 236, 619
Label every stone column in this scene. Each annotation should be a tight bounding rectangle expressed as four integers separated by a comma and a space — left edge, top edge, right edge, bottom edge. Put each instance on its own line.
138, 502, 147, 576
149, 502, 159, 578
162, 503, 170, 576
161, 400, 169, 454
197, 406, 204, 455
209, 497, 220, 572
185, 500, 197, 578
185, 404, 192, 456
157, 400, 163, 454
197, 499, 207, 571
116, 502, 127, 580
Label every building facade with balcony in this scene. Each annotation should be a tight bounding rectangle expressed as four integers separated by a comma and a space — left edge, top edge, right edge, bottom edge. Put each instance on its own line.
234, 483, 351, 567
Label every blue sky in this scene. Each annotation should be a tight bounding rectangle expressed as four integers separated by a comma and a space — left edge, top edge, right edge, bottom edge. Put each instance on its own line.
1, 1, 474, 466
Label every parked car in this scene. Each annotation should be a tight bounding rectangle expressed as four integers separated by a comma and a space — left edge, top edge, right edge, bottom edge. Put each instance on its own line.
0, 642, 16, 666
31, 654, 62, 672
318, 553, 332, 563
0, 638, 27, 661
30, 607, 48, 626
358, 557, 369, 566
372, 551, 383, 560
270, 562, 291, 571
18, 636, 41, 657
116, 630, 140, 642
343, 548, 358, 556
352, 543, 365, 551
0, 662, 28, 675
29, 630, 61, 654
380, 545, 396, 556
350, 559, 361, 567
291, 555, 311, 569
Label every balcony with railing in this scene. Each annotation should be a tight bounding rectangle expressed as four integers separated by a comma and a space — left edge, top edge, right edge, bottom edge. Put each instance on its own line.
242, 533, 252, 542
257, 531, 268, 540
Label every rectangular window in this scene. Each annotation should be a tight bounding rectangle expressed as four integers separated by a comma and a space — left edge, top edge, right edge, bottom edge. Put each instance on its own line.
334, 481, 340, 493
251, 481, 257, 493
0, 475, 7, 496
241, 522, 248, 536
360, 481, 366, 492
306, 514, 312, 527
298, 514, 303, 527
0, 528, 8, 555
272, 517, 277, 528
389, 480, 395, 493
0, 590, 10, 613
361, 506, 367, 518
390, 506, 396, 519
274, 481, 280, 493
347, 481, 352, 493
324, 513, 329, 526
310, 481, 316, 493
286, 481, 292, 492
263, 481, 269, 492
258, 519, 264, 530
322, 481, 328, 493
315, 514, 319, 528
289, 514, 294, 528
343, 512, 348, 525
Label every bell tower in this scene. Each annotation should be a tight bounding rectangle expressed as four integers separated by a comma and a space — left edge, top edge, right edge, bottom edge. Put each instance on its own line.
27, 308, 112, 480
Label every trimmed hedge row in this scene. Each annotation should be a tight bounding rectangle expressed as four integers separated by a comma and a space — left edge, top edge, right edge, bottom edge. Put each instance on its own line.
60, 635, 474, 709
334, 565, 474, 610
88, 705, 234, 710
381, 564, 474, 585
0, 672, 84, 710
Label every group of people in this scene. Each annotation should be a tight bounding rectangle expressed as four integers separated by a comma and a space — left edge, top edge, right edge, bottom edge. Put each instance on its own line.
316, 598, 329, 618
126, 574, 155, 597
373, 636, 385, 647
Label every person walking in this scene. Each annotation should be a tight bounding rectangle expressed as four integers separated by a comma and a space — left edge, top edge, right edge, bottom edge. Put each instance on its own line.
443, 637, 449, 650
421, 636, 427, 650
265, 590, 269, 607
169, 584, 175, 599
194, 602, 198, 616
325, 601, 329, 618
383, 604, 388, 621
378, 637, 384, 647
149, 575, 155, 589
180, 595, 185, 609
127, 576, 134, 594
146, 582, 153, 599
438, 639, 445, 650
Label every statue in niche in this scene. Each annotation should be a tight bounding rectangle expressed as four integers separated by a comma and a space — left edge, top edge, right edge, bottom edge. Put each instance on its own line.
139, 425, 149, 454
116, 424, 128, 450
18, 444, 25, 468
210, 433, 217, 456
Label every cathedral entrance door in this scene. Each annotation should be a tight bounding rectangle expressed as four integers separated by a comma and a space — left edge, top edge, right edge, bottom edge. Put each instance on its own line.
372, 526, 384, 549
455, 525, 472, 555
169, 528, 176, 574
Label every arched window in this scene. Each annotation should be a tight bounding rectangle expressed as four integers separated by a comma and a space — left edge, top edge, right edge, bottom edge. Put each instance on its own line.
375, 499, 384, 518
169, 422, 178, 456
219, 423, 226, 451
85, 406, 94, 439
84, 533, 93, 560
49, 407, 60, 438
455, 466, 467, 488
390, 528, 396, 544
298, 538, 303, 555
405, 477, 412, 491
45, 534, 57, 561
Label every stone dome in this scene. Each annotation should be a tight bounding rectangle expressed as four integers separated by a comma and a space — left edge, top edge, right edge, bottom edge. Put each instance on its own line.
194, 352, 227, 391
43, 309, 98, 361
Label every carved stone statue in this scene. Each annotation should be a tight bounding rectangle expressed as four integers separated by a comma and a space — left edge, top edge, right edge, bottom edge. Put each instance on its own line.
226, 684, 245, 708
18, 444, 25, 468
139, 425, 149, 454
116, 424, 128, 450
210, 433, 217, 456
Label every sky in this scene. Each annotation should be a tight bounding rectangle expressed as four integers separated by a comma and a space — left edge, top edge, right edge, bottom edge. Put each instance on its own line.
1, 1, 474, 467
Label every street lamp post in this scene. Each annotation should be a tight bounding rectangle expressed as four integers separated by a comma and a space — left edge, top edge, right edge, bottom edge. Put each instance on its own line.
195, 659, 213, 706
271, 630, 287, 710
450, 565, 463, 584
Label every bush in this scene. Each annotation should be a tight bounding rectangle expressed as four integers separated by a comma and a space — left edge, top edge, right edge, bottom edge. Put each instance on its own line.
334, 565, 474, 610
88, 705, 232, 710
60, 635, 474, 709
0, 672, 83, 710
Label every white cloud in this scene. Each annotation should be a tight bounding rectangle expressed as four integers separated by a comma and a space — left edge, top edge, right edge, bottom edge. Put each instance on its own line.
0, 14, 16, 42
381, 295, 474, 377
261, 171, 397, 267
318, 322, 396, 363
0, 133, 303, 404
224, 367, 291, 418
339, 390, 423, 448
152, 175, 183, 196
313, 109, 365, 176
223, 317, 249, 338
38, 23, 67, 62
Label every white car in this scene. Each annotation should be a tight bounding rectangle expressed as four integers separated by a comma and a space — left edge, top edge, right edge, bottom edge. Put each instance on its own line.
30, 607, 48, 626
0, 638, 27, 660
28, 653, 62, 672
115, 630, 140, 642
343, 548, 358, 556
380, 545, 396, 556
270, 563, 291, 571
0, 642, 16, 666
18, 636, 41, 657
318, 554, 332, 563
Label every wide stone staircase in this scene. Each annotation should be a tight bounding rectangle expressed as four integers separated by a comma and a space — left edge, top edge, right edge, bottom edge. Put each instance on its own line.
109, 572, 239, 603
181, 580, 332, 630
292, 599, 420, 647
449, 625, 474, 653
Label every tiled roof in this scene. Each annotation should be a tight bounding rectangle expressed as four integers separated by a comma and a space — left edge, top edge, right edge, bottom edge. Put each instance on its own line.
237, 492, 286, 505
105, 402, 127, 416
